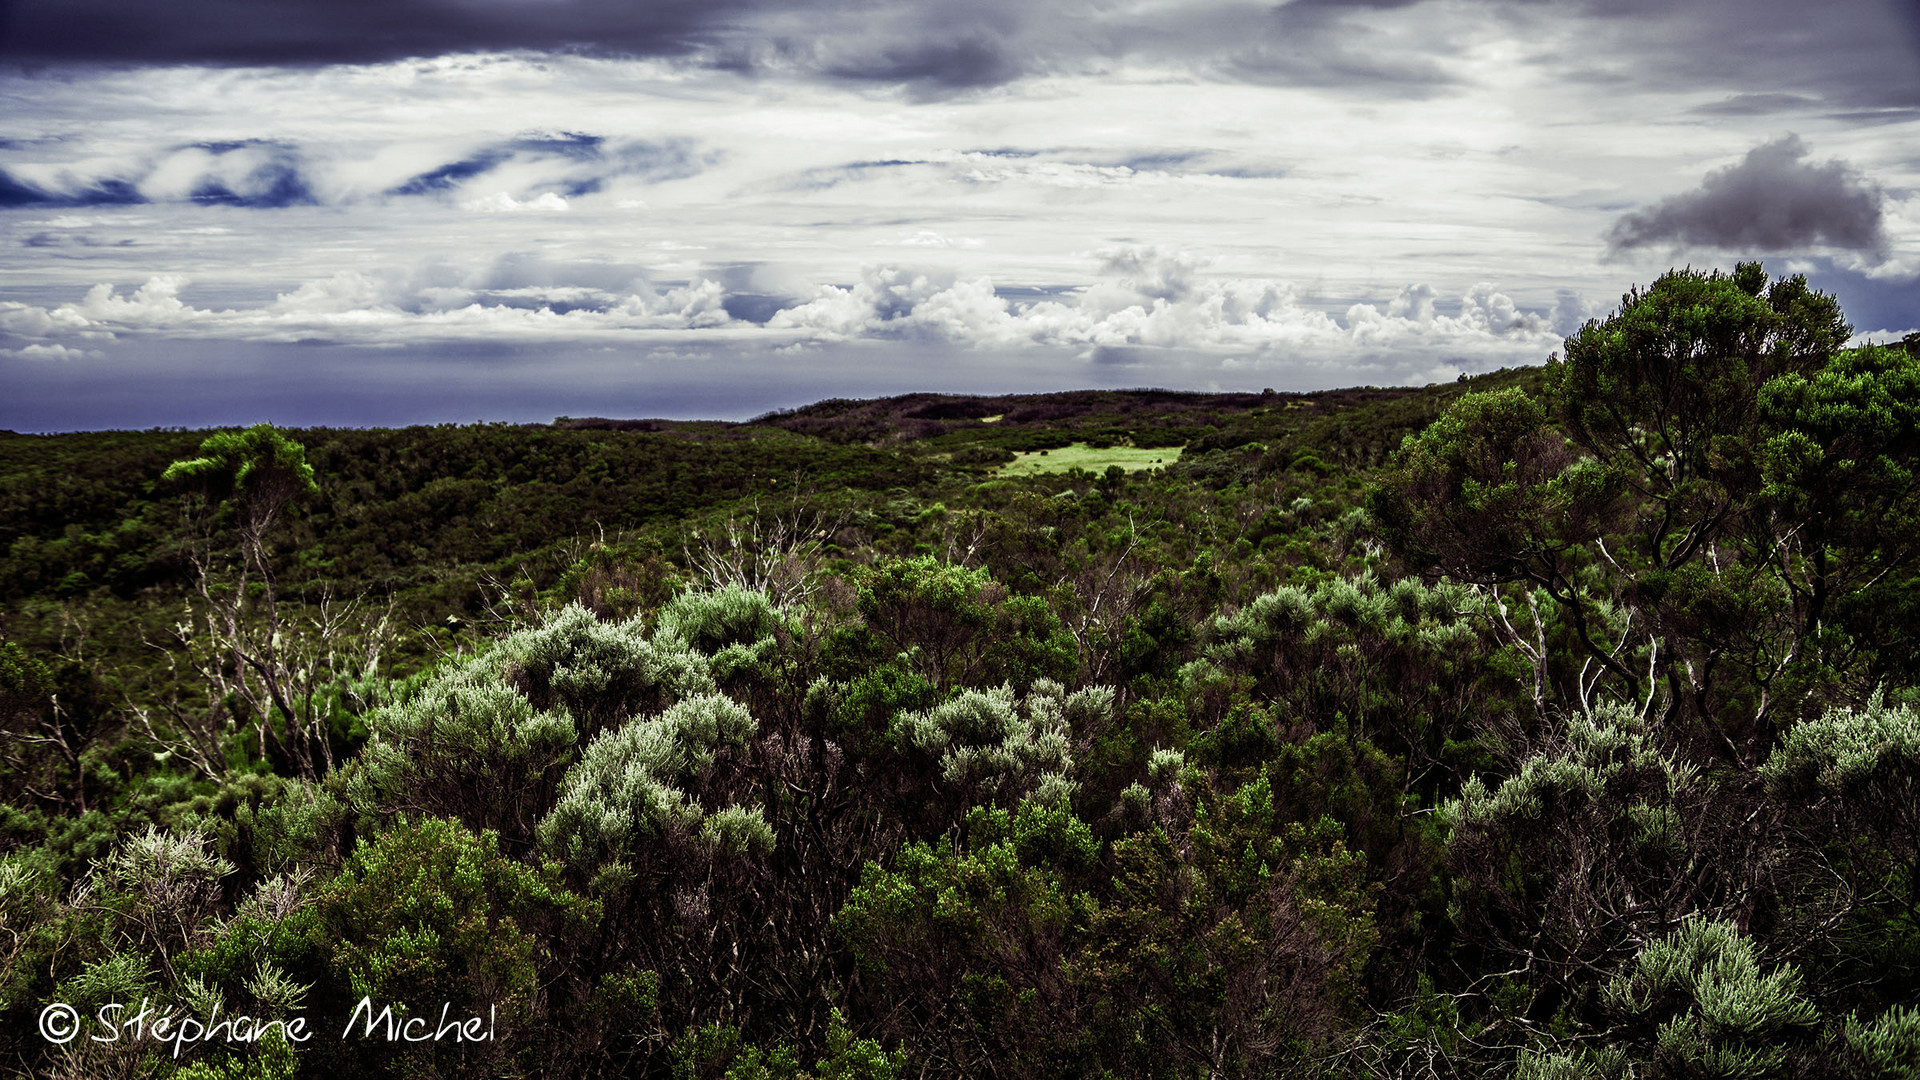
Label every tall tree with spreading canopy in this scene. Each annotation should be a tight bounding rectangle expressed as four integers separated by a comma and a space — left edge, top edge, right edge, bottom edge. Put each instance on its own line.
1375, 263, 1920, 749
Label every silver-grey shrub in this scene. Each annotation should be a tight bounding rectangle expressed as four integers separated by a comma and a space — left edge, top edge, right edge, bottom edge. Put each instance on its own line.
1602, 917, 1818, 1079
1442, 705, 1717, 1003
538, 692, 771, 872
508, 602, 715, 731
1844, 1004, 1920, 1080
655, 585, 784, 655
1760, 695, 1920, 807
343, 603, 714, 846
891, 678, 1111, 807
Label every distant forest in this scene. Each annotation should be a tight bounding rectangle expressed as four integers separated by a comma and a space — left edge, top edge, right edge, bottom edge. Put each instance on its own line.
2, 263, 1917, 1079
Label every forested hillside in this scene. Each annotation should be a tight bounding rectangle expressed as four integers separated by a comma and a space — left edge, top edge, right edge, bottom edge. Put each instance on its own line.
2, 264, 1916, 1079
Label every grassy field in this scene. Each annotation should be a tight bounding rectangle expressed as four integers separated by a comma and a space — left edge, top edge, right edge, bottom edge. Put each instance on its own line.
997, 442, 1184, 476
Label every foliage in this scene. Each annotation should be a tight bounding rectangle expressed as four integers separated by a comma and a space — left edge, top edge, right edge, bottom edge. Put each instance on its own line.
538, 692, 769, 870
1601, 918, 1819, 1078
309, 816, 595, 1078
0, 271, 1913, 1076
1376, 264, 1920, 751
343, 602, 715, 850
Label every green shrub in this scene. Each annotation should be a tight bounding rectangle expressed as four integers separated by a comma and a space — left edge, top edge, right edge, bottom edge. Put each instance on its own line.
310, 817, 594, 1077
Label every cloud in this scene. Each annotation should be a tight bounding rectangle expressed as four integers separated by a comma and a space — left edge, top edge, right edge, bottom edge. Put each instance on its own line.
148, 142, 317, 207
0, 343, 102, 361
461, 191, 570, 212
0, 142, 317, 208
0, 133, 711, 211
388, 134, 711, 201
826, 37, 1025, 91
0, 142, 327, 208
1606, 135, 1889, 259
0, 300, 96, 338
0, 0, 1913, 113
0, 0, 734, 66
19, 230, 136, 249
1541, 0, 1920, 112
881, 230, 984, 249
386, 151, 517, 198
774, 148, 1283, 198
1, 268, 738, 348
0, 250, 1566, 384
1550, 289, 1600, 336
1690, 93, 1821, 117
765, 249, 1561, 377
0, 170, 144, 207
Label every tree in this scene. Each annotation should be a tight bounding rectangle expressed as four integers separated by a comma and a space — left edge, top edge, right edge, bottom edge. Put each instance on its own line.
0, 638, 110, 814
162, 424, 320, 579
152, 424, 383, 778
1375, 265, 1920, 746
1751, 343, 1920, 687
1547, 265, 1892, 733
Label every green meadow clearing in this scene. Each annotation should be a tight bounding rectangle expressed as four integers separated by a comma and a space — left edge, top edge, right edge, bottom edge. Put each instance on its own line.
997, 441, 1184, 476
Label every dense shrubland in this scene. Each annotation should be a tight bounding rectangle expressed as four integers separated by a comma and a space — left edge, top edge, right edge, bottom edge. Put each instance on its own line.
2, 265, 1918, 1077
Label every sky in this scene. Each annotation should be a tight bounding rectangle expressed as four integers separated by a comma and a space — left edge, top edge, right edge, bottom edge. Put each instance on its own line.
1, 0, 1917, 430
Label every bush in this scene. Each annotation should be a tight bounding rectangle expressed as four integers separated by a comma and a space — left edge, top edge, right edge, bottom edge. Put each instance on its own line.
310, 817, 595, 1078
538, 693, 769, 872
1602, 918, 1819, 1078
344, 604, 715, 849
890, 680, 1110, 811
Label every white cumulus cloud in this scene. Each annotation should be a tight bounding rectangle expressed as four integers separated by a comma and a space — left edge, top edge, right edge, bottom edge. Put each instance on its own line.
768, 248, 1560, 377
2, 249, 1567, 385
1, 343, 104, 361
461, 191, 570, 212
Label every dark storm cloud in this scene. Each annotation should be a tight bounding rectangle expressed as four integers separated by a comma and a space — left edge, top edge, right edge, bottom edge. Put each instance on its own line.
0, 0, 1036, 95
1691, 93, 1822, 117
0, 0, 735, 65
1822, 107, 1920, 126
1217, 0, 1475, 93
826, 37, 1025, 91
1224, 37, 1456, 93
5, 0, 1910, 109
1285, 0, 1429, 9
1087, 345, 1156, 367
1536, 0, 1920, 110
1606, 135, 1889, 259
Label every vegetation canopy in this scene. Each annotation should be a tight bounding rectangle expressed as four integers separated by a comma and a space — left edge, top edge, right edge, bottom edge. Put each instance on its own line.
1, 263, 1916, 1078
